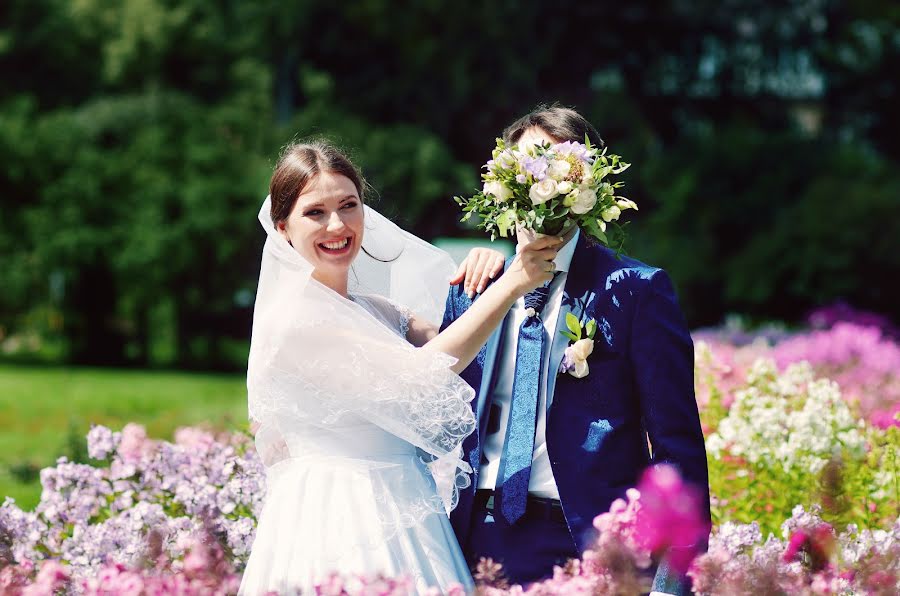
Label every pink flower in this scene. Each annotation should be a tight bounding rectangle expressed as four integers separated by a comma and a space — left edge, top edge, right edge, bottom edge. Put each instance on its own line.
773, 322, 900, 428
116, 423, 155, 464
634, 465, 710, 573
182, 543, 212, 575
782, 523, 835, 572
174, 427, 216, 451
29, 560, 69, 587
783, 530, 809, 562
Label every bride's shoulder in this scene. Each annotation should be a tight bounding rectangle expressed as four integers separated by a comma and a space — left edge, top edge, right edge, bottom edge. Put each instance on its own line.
350, 292, 395, 312
350, 293, 414, 332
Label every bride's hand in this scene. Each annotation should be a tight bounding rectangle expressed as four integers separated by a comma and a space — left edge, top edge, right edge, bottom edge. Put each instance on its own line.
497, 235, 563, 297
449, 247, 506, 298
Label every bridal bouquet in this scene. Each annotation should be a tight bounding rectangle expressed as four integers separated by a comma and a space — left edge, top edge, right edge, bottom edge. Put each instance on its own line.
455, 137, 637, 248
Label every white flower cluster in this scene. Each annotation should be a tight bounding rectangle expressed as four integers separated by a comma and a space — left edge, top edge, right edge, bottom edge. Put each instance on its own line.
838, 519, 900, 566
707, 359, 867, 474
708, 520, 764, 556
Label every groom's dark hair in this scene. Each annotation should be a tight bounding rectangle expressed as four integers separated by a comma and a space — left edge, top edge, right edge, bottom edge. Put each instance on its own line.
503, 104, 606, 150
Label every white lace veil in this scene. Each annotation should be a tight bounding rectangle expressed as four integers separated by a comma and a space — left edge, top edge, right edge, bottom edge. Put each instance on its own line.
246, 196, 476, 531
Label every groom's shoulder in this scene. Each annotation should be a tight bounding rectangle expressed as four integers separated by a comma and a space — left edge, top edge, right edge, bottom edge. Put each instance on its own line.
582, 243, 667, 289
446, 281, 472, 304
443, 281, 474, 326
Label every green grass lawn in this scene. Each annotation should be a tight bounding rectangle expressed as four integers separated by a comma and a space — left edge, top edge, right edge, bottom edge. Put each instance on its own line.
0, 364, 247, 510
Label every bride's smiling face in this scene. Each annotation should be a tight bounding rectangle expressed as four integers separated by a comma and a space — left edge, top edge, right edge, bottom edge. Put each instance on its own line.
277, 171, 364, 284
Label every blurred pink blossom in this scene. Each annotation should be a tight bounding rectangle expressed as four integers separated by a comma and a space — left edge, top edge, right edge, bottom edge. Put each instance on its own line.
633, 465, 710, 573
117, 423, 156, 464
20, 560, 69, 596
174, 427, 217, 451
773, 322, 900, 428
782, 523, 836, 572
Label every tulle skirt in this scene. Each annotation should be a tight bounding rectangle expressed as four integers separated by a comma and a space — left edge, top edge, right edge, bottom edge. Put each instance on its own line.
239, 456, 474, 595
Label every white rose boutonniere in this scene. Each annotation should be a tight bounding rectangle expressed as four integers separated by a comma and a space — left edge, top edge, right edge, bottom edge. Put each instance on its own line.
559, 313, 598, 379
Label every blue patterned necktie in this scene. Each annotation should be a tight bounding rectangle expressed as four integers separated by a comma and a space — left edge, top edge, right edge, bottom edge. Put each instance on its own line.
495, 274, 558, 524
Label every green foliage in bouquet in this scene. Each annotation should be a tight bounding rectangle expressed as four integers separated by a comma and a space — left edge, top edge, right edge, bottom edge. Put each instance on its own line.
455, 136, 636, 249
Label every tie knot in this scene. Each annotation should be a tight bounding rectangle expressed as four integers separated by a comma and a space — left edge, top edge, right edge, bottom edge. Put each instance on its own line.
523, 275, 556, 317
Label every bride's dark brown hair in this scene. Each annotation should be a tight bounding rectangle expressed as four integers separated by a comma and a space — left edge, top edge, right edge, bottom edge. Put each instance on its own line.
269, 140, 368, 226
269, 139, 397, 263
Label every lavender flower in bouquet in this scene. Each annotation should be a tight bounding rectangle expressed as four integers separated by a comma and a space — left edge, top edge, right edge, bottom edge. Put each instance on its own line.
455, 136, 636, 248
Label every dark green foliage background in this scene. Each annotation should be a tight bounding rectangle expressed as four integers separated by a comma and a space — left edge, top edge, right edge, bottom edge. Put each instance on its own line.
2, 0, 898, 369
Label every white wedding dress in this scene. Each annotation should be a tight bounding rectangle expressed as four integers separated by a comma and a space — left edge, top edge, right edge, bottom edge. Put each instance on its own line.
239, 293, 475, 596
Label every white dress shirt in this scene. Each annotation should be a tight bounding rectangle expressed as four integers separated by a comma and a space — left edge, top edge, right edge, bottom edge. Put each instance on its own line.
478, 230, 579, 499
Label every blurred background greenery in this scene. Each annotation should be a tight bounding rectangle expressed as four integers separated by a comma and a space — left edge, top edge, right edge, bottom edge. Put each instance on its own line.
3, 0, 899, 372
2, 0, 899, 506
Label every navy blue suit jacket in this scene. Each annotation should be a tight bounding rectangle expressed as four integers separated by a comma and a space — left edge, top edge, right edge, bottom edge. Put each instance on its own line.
442, 234, 710, 554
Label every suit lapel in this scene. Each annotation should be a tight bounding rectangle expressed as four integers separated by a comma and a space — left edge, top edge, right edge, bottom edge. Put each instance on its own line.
548, 234, 596, 410
548, 303, 574, 405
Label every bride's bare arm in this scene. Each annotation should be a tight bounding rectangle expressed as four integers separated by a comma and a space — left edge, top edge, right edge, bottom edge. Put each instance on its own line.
420, 236, 561, 374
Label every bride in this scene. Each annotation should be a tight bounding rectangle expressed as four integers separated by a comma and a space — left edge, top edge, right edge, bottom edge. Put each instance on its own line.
239, 140, 561, 595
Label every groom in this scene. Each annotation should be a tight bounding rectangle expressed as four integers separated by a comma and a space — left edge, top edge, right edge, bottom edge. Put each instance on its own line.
442, 106, 710, 594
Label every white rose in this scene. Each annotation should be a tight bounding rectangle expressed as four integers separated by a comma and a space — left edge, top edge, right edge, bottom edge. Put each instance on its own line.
572, 359, 590, 378
572, 338, 594, 361
529, 178, 559, 205
600, 205, 621, 222
548, 159, 571, 180
557, 180, 573, 195
569, 187, 597, 214
483, 181, 512, 203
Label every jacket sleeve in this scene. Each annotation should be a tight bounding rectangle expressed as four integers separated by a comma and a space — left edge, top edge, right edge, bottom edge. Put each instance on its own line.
630, 271, 710, 594
440, 284, 458, 332
629, 270, 710, 519
440, 282, 489, 395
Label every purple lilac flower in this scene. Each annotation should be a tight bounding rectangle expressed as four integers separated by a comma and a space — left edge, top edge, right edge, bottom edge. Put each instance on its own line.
521, 155, 549, 180
1, 498, 43, 566
807, 301, 900, 340
86, 425, 120, 460
38, 459, 113, 527
559, 346, 576, 374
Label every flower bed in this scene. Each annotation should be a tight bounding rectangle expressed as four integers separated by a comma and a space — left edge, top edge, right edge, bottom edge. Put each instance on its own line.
2, 308, 899, 594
